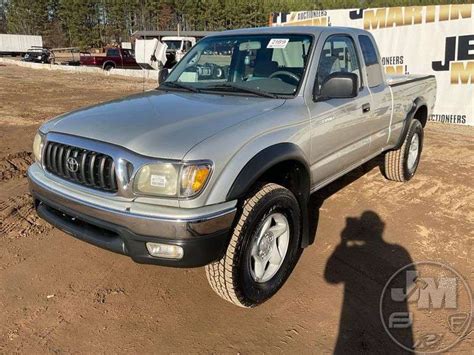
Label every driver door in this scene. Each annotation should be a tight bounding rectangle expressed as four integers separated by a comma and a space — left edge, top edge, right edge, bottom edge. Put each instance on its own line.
122, 49, 138, 68
308, 34, 372, 187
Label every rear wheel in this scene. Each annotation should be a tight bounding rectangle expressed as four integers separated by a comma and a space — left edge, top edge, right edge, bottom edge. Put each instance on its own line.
103, 63, 115, 71
383, 119, 423, 182
205, 183, 302, 308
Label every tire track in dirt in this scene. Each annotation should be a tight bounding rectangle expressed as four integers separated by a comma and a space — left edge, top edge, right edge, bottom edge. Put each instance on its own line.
0, 193, 52, 238
0, 151, 34, 182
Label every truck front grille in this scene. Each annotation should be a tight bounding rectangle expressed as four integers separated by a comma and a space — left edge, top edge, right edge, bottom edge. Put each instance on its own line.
43, 141, 118, 193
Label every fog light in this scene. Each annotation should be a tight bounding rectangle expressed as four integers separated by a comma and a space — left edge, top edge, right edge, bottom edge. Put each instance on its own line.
146, 242, 184, 259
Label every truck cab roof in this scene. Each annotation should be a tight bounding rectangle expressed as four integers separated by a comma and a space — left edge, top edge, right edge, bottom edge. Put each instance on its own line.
162, 36, 196, 41
206, 26, 372, 38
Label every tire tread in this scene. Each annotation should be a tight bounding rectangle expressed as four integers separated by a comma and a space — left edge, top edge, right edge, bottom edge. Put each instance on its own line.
383, 120, 422, 182
205, 183, 281, 308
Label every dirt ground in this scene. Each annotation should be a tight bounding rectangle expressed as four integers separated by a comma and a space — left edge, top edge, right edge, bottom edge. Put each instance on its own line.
0, 65, 472, 353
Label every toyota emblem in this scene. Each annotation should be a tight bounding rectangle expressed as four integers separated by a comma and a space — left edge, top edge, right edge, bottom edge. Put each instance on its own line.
66, 157, 79, 173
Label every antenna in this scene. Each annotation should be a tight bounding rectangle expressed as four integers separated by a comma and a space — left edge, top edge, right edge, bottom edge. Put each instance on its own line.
142, 1, 146, 93
142, 36, 146, 92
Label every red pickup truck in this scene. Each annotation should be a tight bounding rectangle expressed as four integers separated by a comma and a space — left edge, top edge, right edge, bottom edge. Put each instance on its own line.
80, 48, 140, 70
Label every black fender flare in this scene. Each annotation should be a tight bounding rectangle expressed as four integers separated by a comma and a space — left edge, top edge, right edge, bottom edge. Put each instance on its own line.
394, 97, 426, 150
226, 143, 312, 248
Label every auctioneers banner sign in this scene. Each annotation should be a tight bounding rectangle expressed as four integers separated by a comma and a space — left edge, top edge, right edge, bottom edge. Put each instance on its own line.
271, 4, 474, 126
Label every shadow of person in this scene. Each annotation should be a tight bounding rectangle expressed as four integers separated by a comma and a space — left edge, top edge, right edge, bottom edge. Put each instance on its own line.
306, 156, 383, 246
324, 211, 415, 353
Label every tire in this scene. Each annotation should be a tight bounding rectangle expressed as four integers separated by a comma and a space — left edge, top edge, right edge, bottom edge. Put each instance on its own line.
103, 63, 115, 71
205, 183, 302, 308
383, 119, 423, 182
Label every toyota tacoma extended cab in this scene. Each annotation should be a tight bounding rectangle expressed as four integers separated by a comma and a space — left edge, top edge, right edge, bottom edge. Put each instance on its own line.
28, 26, 436, 308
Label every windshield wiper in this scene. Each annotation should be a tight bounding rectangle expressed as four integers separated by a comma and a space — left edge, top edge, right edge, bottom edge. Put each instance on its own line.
203, 83, 278, 98
160, 81, 201, 93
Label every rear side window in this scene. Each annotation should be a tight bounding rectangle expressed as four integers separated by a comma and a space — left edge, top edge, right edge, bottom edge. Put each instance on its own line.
359, 36, 378, 65
358, 35, 384, 87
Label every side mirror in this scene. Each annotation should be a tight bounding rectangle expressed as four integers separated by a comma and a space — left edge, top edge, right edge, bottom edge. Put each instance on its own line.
158, 68, 169, 84
314, 72, 358, 101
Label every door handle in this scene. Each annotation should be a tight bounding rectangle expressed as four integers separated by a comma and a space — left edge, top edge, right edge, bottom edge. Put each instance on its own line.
362, 103, 371, 113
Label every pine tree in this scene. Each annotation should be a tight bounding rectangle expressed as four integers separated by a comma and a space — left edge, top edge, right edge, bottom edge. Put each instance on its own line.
0, 0, 8, 33
58, 0, 103, 49
6, 0, 50, 35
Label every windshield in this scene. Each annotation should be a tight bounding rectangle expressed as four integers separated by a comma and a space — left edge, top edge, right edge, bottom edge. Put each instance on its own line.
164, 40, 182, 51
165, 34, 313, 97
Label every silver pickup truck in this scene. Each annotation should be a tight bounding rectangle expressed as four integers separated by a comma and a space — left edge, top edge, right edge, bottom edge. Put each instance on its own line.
28, 26, 436, 308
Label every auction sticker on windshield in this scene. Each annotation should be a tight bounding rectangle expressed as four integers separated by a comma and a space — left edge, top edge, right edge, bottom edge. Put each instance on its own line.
267, 38, 289, 49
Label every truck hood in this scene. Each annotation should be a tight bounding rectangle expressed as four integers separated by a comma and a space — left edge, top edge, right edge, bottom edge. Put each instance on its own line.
45, 90, 285, 160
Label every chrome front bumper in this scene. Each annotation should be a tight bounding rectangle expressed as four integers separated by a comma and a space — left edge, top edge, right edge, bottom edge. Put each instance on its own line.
28, 163, 236, 239
28, 163, 237, 267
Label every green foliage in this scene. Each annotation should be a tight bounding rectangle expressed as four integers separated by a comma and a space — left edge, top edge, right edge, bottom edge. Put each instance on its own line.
1, 0, 469, 48
0, 0, 7, 33
5, 0, 51, 34
58, 0, 104, 49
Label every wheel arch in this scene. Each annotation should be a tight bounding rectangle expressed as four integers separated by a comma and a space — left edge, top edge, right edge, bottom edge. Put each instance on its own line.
226, 143, 310, 201
413, 103, 428, 127
226, 143, 312, 248
102, 61, 116, 70
394, 97, 427, 150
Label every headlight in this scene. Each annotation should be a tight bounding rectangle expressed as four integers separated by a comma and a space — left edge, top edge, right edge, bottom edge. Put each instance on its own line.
134, 162, 212, 198
135, 163, 180, 197
33, 132, 44, 162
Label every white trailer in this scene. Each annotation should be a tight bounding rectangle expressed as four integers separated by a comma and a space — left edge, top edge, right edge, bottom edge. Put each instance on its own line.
0, 34, 43, 56
135, 38, 168, 70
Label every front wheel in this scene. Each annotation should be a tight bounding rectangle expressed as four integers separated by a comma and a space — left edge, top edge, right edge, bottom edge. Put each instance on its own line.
205, 183, 302, 308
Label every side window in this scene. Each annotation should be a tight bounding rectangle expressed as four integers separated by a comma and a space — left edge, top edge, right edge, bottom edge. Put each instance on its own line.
358, 35, 384, 88
106, 49, 120, 57
184, 41, 193, 51
316, 35, 362, 92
